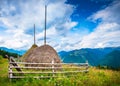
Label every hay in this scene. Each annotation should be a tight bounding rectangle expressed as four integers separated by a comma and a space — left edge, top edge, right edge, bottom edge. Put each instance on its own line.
24, 44, 61, 67
21, 44, 38, 61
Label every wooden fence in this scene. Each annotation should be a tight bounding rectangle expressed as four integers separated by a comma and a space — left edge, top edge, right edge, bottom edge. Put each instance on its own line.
8, 57, 89, 79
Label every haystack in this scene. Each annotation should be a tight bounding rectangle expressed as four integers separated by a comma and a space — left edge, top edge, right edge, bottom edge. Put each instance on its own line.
24, 44, 61, 67
21, 44, 38, 61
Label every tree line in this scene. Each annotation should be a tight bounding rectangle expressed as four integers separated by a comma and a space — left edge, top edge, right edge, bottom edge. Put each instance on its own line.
0, 49, 21, 58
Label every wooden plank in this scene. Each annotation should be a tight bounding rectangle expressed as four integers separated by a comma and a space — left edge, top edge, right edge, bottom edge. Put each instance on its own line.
9, 62, 88, 65
11, 70, 89, 74
9, 57, 23, 72
10, 66, 88, 69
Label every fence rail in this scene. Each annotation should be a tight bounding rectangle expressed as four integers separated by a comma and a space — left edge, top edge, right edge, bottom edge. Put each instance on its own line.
8, 57, 89, 79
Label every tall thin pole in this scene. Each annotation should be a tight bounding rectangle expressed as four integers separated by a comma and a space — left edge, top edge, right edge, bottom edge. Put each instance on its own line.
44, 5, 47, 45
34, 24, 36, 45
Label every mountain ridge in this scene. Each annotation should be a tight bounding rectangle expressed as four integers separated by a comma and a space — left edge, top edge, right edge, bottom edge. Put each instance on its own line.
58, 46, 120, 68
0, 47, 26, 55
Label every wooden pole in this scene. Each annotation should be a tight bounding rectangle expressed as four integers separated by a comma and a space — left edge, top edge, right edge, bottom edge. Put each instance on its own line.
34, 24, 36, 45
9, 57, 13, 80
44, 5, 47, 45
86, 60, 89, 72
52, 59, 55, 77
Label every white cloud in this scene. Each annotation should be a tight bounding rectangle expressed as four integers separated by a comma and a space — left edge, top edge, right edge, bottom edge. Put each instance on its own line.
88, 0, 120, 23
79, 22, 120, 48
0, 0, 78, 51
80, 0, 120, 48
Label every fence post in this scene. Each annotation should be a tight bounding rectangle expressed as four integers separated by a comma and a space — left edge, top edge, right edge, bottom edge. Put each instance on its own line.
52, 59, 55, 77
85, 60, 89, 72
9, 57, 13, 80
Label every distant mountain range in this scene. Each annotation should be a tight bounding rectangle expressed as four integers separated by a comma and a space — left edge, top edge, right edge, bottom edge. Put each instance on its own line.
0, 46, 120, 68
0, 47, 26, 55
58, 47, 120, 69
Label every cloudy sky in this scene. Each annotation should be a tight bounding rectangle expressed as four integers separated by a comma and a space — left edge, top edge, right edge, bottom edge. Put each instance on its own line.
0, 0, 120, 51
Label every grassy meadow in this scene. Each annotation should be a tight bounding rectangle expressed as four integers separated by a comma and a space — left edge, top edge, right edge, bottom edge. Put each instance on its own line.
0, 56, 120, 86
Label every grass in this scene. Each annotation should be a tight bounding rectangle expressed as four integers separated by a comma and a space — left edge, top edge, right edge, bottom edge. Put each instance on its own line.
0, 57, 120, 86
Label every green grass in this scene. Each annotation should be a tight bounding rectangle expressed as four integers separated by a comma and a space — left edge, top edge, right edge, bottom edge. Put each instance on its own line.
0, 57, 120, 86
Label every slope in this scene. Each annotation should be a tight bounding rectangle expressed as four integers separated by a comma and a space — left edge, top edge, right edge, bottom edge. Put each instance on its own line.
100, 50, 120, 69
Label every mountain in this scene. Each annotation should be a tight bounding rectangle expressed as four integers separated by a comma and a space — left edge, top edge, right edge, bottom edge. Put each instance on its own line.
58, 47, 120, 67
100, 50, 120, 69
59, 49, 101, 66
59, 49, 100, 66
0, 47, 26, 55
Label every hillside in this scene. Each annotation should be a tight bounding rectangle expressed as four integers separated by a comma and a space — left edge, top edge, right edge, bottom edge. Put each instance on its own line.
100, 50, 120, 69
59, 47, 120, 68
59, 49, 101, 66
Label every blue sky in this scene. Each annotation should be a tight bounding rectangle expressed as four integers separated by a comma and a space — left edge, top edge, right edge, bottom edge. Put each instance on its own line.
0, 0, 120, 51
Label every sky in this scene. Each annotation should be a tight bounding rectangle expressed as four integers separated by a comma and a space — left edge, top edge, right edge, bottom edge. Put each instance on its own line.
0, 0, 120, 51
